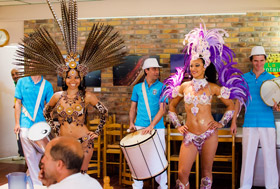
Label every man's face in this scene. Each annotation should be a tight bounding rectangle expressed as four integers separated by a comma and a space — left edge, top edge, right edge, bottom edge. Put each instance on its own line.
252, 55, 266, 73
11, 70, 19, 83
41, 143, 58, 183
145, 67, 160, 81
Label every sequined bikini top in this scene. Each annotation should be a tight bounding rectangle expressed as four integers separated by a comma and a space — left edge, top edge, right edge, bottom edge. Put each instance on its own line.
184, 92, 212, 105
55, 91, 86, 126
184, 82, 212, 116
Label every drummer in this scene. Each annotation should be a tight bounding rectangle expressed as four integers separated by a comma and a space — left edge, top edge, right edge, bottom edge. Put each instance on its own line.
129, 58, 168, 189
14, 75, 54, 185
231, 46, 279, 189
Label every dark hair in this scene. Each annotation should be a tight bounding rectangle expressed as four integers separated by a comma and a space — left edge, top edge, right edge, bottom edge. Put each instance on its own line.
50, 143, 83, 173
62, 70, 86, 94
144, 68, 149, 76
190, 58, 217, 83
205, 62, 217, 83
249, 54, 267, 62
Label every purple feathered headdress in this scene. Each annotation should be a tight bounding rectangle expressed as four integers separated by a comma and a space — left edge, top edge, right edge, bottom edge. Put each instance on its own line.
161, 22, 250, 114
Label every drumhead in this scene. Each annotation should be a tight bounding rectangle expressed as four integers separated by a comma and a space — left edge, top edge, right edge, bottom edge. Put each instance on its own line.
28, 122, 51, 141
260, 78, 280, 107
120, 129, 155, 147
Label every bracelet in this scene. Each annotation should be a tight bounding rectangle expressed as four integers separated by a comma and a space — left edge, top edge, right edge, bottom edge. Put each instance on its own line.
168, 111, 181, 128
219, 110, 234, 127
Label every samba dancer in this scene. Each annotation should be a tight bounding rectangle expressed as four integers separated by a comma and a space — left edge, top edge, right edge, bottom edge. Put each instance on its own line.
14, 0, 126, 174
43, 68, 107, 173
162, 23, 249, 188
129, 58, 168, 189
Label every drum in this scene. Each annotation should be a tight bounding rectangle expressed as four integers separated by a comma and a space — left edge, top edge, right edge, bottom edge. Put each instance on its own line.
120, 129, 168, 180
28, 121, 53, 154
260, 78, 280, 106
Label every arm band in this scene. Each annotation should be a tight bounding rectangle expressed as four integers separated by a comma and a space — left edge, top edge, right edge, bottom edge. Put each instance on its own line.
94, 102, 108, 136
219, 110, 234, 127
172, 86, 184, 98
43, 104, 60, 135
168, 111, 181, 128
217, 86, 231, 99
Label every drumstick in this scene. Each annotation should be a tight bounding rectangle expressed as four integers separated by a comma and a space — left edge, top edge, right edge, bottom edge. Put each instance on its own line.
16, 133, 19, 141
127, 129, 131, 133
272, 98, 277, 104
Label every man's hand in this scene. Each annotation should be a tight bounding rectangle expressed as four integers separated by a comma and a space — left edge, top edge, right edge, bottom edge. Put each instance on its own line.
38, 163, 56, 186
141, 125, 154, 135
14, 124, 20, 134
128, 123, 137, 133
273, 100, 280, 111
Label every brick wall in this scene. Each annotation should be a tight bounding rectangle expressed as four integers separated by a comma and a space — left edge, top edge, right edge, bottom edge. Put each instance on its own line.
24, 12, 280, 125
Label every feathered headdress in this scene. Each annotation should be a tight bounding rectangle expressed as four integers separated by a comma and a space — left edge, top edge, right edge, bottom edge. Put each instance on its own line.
15, 0, 126, 79
162, 23, 250, 114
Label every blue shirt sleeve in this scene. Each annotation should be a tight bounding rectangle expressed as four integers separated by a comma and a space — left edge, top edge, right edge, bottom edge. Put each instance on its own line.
14, 78, 23, 100
131, 85, 138, 102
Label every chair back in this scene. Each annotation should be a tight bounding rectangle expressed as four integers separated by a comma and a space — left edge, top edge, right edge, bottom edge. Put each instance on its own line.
103, 123, 123, 184
87, 118, 103, 177
213, 129, 236, 189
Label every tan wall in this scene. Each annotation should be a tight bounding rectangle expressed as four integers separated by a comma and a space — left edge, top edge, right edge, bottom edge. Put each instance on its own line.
23, 12, 280, 124
0, 21, 24, 44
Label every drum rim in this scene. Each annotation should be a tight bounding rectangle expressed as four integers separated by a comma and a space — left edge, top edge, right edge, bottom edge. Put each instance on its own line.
260, 80, 278, 107
131, 164, 168, 181
120, 129, 156, 148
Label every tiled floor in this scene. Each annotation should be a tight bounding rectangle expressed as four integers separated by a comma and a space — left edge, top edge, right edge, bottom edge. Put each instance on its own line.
0, 158, 27, 186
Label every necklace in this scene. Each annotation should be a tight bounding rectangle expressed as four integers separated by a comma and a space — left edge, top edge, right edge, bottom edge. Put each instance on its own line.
191, 78, 208, 93
189, 78, 208, 116
63, 91, 81, 106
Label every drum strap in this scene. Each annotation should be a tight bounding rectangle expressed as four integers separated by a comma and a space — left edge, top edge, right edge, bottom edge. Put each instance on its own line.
22, 79, 46, 122
142, 82, 152, 123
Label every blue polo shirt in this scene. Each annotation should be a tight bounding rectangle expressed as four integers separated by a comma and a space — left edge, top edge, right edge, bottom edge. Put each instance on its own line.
15, 76, 54, 128
131, 80, 166, 129
243, 70, 275, 128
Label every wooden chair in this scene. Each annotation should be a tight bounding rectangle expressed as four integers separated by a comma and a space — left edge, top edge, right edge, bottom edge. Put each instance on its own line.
213, 129, 235, 189
120, 124, 133, 186
103, 123, 123, 184
167, 124, 199, 188
87, 118, 103, 178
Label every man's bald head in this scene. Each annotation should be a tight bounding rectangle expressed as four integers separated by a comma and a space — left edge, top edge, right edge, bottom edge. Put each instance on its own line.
11, 68, 19, 83
47, 136, 84, 173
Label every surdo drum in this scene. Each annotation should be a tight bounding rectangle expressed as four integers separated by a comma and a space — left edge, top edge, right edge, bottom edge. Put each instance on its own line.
28, 121, 53, 154
120, 129, 168, 180
260, 78, 280, 106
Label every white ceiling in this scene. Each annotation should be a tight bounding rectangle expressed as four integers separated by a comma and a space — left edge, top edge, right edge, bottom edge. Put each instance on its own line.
0, 0, 279, 21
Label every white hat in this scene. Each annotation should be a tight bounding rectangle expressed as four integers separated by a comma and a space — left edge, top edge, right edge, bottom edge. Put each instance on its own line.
142, 58, 162, 70
250, 46, 266, 58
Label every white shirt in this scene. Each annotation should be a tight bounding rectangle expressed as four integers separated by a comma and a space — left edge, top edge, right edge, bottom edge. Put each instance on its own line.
48, 173, 102, 189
